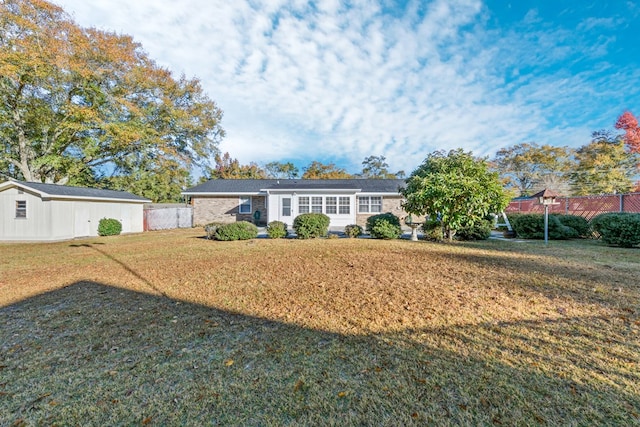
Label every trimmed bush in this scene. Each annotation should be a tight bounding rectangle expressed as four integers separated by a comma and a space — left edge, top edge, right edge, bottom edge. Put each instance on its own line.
421, 217, 444, 241
204, 222, 224, 239
214, 221, 258, 241
267, 221, 289, 239
455, 219, 493, 241
366, 213, 401, 239
510, 213, 576, 240
98, 218, 122, 236
344, 224, 363, 238
552, 214, 591, 238
293, 213, 330, 239
590, 213, 640, 248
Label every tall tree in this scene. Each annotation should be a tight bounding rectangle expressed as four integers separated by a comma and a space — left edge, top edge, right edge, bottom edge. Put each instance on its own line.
203, 152, 266, 180
264, 161, 299, 179
570, 131, 639, 196
358, 155, 404, 179
615, 111, 640, 153
0, 0, 224, 201
401, 149, 509, 241
492, 142, 575, 196
301, 161, 352, 179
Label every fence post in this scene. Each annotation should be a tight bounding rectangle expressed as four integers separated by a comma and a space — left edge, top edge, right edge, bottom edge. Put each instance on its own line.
620, 194, 624, 213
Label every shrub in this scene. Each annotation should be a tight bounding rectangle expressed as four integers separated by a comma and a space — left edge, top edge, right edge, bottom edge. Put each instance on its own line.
204, 222, 224, 239
344, 224, 363, 238
510, 213, 576, 240
213, 221, 258, 241
293, 213, 330, 239
421, 217, 443, 241
590, 213, 640, 248
98, 218, 122, 236
552, 214, 591, 238
455, 219, 493, 241
267, 221, 289, 239
366, 213, 401, 239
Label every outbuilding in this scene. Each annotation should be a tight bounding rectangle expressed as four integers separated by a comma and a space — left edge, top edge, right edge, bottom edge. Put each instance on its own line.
0, 180, 150, 242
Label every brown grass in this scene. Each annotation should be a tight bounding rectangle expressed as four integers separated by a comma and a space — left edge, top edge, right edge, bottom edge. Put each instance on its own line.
1, 229, 639, 425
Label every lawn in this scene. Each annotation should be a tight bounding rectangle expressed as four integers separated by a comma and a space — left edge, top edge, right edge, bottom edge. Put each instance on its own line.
1, 229, 639, 425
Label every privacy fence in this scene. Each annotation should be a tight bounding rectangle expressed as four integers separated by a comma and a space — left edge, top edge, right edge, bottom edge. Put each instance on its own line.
143, 204, 193, 231
506, 193, 640, 220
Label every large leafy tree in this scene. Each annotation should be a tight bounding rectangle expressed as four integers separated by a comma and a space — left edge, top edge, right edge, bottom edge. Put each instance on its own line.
492, 142, 575, 196
402, 149, 510, 241
264, 161, 299, 179
570, 131, 639, 196
0, 0, 224, 201
615, 111, 640, 153
301, 161, 352, 179
202, 152, 265, 180
358, 155, 405, 179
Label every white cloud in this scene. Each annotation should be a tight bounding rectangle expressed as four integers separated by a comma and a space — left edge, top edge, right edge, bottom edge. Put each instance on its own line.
53, 0, 640, 174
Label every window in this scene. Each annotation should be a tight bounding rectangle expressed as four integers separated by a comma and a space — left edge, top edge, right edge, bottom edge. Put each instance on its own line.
282, 198, 291, 216
298, 196, 309, 214
358, 196, 382, 213
339, 197, 350, 214
311, 197, 323, 213
16, 200, 27, 218
239, 196, 251, 214
325, 197, 337, 214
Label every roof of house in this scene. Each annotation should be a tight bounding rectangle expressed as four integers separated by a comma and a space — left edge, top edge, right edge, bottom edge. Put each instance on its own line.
0, 180, 150, 202
183, 179, 406, 194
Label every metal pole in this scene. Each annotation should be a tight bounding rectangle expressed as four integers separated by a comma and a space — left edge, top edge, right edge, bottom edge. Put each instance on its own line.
544, 204, 549, 244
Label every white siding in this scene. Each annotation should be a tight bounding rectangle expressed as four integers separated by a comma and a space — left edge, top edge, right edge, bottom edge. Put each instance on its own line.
1, 187, 145, 241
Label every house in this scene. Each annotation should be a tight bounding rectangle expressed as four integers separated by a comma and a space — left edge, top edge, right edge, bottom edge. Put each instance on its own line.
0, 180, 150, 241
182, 179, 408, 228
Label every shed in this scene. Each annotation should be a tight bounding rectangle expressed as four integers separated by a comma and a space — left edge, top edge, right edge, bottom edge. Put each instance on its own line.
0, 180, 151, 241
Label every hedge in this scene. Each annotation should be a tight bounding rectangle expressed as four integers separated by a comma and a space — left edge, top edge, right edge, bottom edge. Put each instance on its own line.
366, 213, 401, 239
213, 221, 258, 241
293, 213, 330, 239
590, 213, 640, 248
98, 218, 122, 236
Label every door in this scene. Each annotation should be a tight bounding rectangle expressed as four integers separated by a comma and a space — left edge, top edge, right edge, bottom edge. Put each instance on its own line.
74, 204, 90, 237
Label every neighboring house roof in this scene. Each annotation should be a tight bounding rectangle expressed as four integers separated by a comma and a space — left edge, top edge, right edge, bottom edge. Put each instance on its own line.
183, 179, 406, 195
0, 180, 151, 203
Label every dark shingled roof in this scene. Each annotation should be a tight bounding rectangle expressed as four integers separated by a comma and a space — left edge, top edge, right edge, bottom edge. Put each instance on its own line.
183, 179, 406, 194
9, 180, 149, 202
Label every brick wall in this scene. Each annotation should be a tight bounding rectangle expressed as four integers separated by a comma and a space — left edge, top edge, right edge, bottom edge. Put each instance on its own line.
192, 196, 266, 226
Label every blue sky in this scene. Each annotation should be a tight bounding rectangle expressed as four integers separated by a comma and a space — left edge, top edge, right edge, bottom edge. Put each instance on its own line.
53, 0, 640, 175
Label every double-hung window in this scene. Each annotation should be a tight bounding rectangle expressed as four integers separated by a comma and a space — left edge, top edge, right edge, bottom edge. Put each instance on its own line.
298, 197, 310, 214
311, 197, 323, 213
16, 200, 27, 218
325, 197, 337, 214
338, 197, 350, 214
358, 196, 382, 213
239, 196, 252, 214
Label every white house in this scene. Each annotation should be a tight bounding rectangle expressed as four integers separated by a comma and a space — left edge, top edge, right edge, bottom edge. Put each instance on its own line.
0, 180, 150, 242
183, 179, 407, 228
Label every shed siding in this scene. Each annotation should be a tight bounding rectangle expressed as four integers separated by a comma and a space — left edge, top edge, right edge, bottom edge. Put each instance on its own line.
1, 186, 145, 241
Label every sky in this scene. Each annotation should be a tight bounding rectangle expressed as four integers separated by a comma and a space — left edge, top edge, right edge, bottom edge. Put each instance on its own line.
52, 0, 640, 175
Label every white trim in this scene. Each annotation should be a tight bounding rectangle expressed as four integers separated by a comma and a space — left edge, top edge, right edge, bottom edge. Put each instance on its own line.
239, 196, 252, 214
0, 181, 150, 203
183, 191, 264, 196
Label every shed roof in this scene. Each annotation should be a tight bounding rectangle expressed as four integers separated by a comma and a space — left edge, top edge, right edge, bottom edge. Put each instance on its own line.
0, 180, 150, 203
183, 179, 406, 194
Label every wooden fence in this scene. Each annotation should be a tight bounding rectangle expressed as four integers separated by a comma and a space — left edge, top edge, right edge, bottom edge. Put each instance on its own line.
506, 193, 640, 220
143, 204, 193, 231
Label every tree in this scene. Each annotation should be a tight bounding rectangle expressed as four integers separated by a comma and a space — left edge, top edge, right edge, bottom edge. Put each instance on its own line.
203, 152, 265, 180
401, 149, 510, 241
358, 155, 404, 179
615, 111, 640, 153
0, 0, 224, 201
264, 161, 299, 179
301, 161, 352, 179
570, 131, 639, 196
492, 143, 575, 196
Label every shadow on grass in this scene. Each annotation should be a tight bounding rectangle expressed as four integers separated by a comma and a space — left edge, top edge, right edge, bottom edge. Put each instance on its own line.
1, 281, 638, 425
